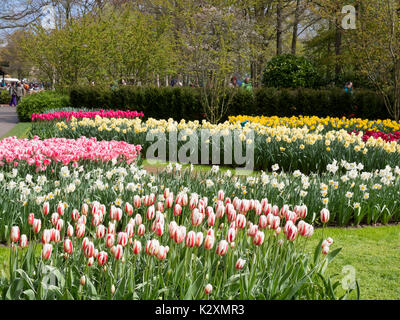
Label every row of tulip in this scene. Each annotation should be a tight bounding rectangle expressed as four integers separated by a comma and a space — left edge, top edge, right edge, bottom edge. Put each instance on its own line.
352, 130, 400, 143
0, 154, 399, 245
30, 117, 400, 173
229, 115, 400, 133
2, 186, 349, 300
0, 136, 141, 170
32, 110, 144, 122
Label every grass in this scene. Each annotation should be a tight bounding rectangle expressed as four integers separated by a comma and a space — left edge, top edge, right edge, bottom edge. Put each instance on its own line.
0, 122, 32, 140
304, 224, 400, 300
0, 225, 399, 299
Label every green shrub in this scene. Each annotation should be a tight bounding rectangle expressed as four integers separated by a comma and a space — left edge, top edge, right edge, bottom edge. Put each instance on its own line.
262, 54, 319, 89
64, 86, 391, 121
16, 91, 70, 122
0, 89, 9, 104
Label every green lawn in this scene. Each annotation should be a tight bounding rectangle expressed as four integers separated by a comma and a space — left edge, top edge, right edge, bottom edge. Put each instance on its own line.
0, 122, 32, 139
0, 225, 399, 299
304, 224, 400, 300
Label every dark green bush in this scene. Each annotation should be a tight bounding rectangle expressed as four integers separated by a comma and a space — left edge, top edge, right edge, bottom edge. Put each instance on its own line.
16, 91, 70, 122
67, 86, 389, 121
262, 54, 319, 88
0, 89, 9, 104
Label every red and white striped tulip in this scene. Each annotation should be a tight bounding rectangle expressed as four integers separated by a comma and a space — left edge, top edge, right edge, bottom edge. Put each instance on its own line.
216, 240, 229, 256
235, 258, 246, 270
133, 240, 142, 254
207, 212, 216, 226
204, 235, 215, 250
117, 232, 128, 247
195, 232, 204, 247
41, 229, 51, 244
137, 224, 145, 236
286, 224, 298, 242
146, 205, 155, 220
217, 189, 224, 201
71, 209, 79, 222
75, 223, 85, 238
64, 238, 73, 254
133, 195, 141, 208
114, 244, 123, 260
10, 226, 20, 243
96, 224, 106, 239
253, 231, 265, 246
226, 228, 236, 243
321, 208, 330, 223
28, 213, 35, 225
258, 215, 268, 229
43, 202, 50, 216
235, 214, 246, 229
106, 233, 115, 248
204, 284, 212, 295
57, 203, 65, 216
19, 234, 28, 248
97, 251, 108, 266
185, 231, 196, 248
42, 243, 53, 260
82, 203, 89, 216
67, 224, 74, 237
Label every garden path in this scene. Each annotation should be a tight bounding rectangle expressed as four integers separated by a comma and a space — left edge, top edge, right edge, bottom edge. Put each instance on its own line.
0, 105, 18, 137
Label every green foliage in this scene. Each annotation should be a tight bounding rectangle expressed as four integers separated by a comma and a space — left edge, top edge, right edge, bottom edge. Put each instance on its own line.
16, 91, 70, 122
0, 89, 9, 104
262, 54, 319, 89
67, 86, 389, 122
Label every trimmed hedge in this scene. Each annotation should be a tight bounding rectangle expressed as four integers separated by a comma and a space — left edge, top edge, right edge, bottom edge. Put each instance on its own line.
16, 91, 70, 122
17, 86, 390, 122
70, 86, 389, 121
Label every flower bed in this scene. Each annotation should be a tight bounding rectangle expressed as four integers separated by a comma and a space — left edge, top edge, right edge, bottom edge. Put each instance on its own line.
30, 117, 400, 173
229, 115, 400, 133
0, 136, 141, 169
0, 162, 350, 300
32, 109, 144, 122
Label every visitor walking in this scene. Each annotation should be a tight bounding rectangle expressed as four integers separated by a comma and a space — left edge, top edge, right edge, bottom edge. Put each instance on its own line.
16, 82, 25, 104
344, 81, 353, 94
9, 82, 17, 107
229, 76, 238, 88
240, 77, 253, 92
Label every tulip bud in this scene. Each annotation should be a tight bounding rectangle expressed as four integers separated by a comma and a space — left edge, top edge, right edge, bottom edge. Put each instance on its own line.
216, 240, 229, 256
195, 232, 204, 247
43, 202, 50, 216
106, 233, 115, 248
80, 275, 86, 286
82, 203, 89, 216
235, 258, 246, 270
185, 231, 196, 248
64, 238, 73, 254
204, 284, 212, 295
42, 243, 53, 260
33, 219, 42, 234
133, 240, 142, 254
321, 208, 330, 224
137, 224, 145, 236
67, 224, 74, 237
28, 213, 35, 225
10, 226, 20, 243
19, 234, 28, 248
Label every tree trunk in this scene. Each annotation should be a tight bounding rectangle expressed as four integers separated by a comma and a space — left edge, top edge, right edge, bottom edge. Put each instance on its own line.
291, 0, 301, 55
335, 15, 342, 83
276, 0, 283, 55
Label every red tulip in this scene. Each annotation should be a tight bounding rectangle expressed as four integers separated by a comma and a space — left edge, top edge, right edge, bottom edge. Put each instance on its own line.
226, 228, 236, 243
114, 244, 123, 260
185, 231, 196, 248
137, 224, 145, 236
10, 226, 20, 243
321, 208, 330, 223
64, 238, 73, 254
43, 202, 50, 216
96, 224, 106, 239
216, 240, 229, 256
97, 251, 108, 266
42, 243, 53, 260
204, 284, 212, 295
28, 213, 35, 225
41, 229, 51, 244
106, 233, 115, 248
195, 232, 204, 247
146, 205, 155, 220
235, 214, 246, 229
19, 234, 28, 248
235, 258, 246, 270
204, 235, 215, 250
253, 231, 265, 246
133, 195, 141, 209
133, 240, 142, 254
